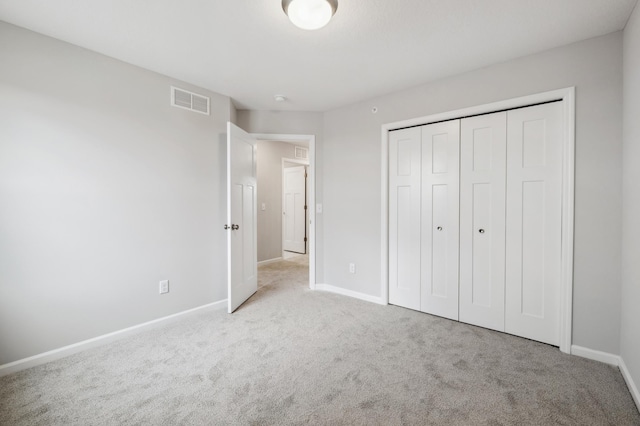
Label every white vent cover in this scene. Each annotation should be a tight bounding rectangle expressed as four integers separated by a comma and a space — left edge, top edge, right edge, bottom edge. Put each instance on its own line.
171, 86, 210, 115
295, 146, 308, 160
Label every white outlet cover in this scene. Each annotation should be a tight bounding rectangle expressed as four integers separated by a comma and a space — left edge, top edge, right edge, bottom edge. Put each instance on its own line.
159, 280, 169, 294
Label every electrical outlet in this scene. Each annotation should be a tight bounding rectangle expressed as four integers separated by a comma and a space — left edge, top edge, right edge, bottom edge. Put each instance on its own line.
261, 202, 266, 211
159, 280, 169, 294
349, 263, 356, 274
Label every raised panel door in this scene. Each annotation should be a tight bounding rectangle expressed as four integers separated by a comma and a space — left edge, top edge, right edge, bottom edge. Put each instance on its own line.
389, 127, 421, 310
420, 120, 460, 320
505, 102, 562, 346
459, 112, 507, 332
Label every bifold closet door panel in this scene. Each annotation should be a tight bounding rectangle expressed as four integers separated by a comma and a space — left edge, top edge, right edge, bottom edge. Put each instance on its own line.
459, 112, 507, 332
389, 127, 421, 310
505, 102, 562, 346
421, 120, 460, 320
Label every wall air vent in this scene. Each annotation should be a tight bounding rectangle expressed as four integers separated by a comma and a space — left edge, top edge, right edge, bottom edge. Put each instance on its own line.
295, 146, 309, 160
171, 86, 210, 115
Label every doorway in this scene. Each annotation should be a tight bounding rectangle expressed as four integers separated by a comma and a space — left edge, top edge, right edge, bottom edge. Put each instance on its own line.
253, 133, 316, 290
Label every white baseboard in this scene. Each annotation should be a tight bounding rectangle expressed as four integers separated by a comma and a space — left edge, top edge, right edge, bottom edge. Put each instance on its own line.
258, 257, 283, 266
571, 345, 620, 366
314, 283, 386, 305
0, 299, 227, 377
554, 345, 640, 411
620, 357, 640, 411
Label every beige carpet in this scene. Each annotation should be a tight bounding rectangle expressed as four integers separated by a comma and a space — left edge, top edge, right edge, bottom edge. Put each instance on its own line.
1, 256, 639, 425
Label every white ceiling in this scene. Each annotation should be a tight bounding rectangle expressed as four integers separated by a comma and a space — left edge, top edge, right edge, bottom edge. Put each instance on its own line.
0, 0, 637, 111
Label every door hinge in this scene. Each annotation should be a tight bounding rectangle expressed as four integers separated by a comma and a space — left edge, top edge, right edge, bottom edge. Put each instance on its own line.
304, 237, 307, 242
304, 205, 307, 210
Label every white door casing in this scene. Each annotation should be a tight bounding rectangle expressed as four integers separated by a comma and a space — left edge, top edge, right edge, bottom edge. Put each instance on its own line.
459, 112, 507, 332
420, 120, 460, 320
227, 122, 258, 314
283, 165, 307, 254
505, 102, 563, 346
389, 127, 421, 310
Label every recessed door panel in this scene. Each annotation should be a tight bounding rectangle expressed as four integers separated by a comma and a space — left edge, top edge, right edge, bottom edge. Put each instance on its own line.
473, 128, 493, 171
389, 127, 421, 311
421, 120, 459, 320
431, 184, 449, 298
505, 102, 562, 346
243, 184, 256, 281
432, 134, 449, 174
397, 139, 413, 176
460, 112, 506, 332
396, 186, 418, 291
522, 120, 546, 168
521, 181, 545, 318
471, 183, 492, 308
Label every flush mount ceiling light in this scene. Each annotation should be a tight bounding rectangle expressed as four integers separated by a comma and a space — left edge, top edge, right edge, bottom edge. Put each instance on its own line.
282, 0, 338, 30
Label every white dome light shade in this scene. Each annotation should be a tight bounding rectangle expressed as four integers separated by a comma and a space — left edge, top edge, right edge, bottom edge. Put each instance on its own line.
282, 0, 338, 30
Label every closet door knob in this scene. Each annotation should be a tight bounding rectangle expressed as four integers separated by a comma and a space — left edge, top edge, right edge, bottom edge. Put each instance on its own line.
478, 229, 485, 234
437, 226, 443, 231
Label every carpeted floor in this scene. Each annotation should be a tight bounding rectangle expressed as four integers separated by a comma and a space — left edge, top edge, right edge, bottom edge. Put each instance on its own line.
1, 256, 639, 425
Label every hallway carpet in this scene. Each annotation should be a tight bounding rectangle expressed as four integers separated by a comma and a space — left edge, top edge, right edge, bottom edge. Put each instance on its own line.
1, 257, 639, 425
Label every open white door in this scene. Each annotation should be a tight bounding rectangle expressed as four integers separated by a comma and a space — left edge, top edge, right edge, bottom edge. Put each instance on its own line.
227, 122, 257, 313
283, 165, 307, 254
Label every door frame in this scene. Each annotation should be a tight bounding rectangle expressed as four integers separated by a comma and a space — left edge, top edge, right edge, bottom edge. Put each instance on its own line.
380, 87, 576, 354
282, 159, 309, 256
252, 133, 316, 289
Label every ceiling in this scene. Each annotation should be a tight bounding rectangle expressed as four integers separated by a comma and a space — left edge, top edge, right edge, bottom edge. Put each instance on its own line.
0, 0, 637, 112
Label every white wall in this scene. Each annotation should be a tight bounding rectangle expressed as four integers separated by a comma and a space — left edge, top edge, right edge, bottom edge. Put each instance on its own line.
0, 22, 230, 365
322, 32, 624, 355
256, 140, 296, 262
622, 2, 640, 399
237, 110, 324, 280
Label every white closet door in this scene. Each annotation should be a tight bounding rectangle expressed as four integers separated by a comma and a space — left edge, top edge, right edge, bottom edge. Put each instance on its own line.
421, 120, 460, 320
389, 127, 421, 310
459, 112, 507, 332
505, 102, 562, 346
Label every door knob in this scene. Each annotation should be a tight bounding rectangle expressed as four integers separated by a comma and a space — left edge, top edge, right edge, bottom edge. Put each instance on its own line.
224, 224, 230, 230
478, 229, 485, 234
231, 224, 239, 230
437, 226, 443, 231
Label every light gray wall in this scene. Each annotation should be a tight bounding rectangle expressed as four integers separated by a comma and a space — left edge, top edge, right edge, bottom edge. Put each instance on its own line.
622, 3, 640, 397
322, 32, 624, 355
0, 22, 230, 365
237, 110, 324, 281
256, 140, 296, 262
